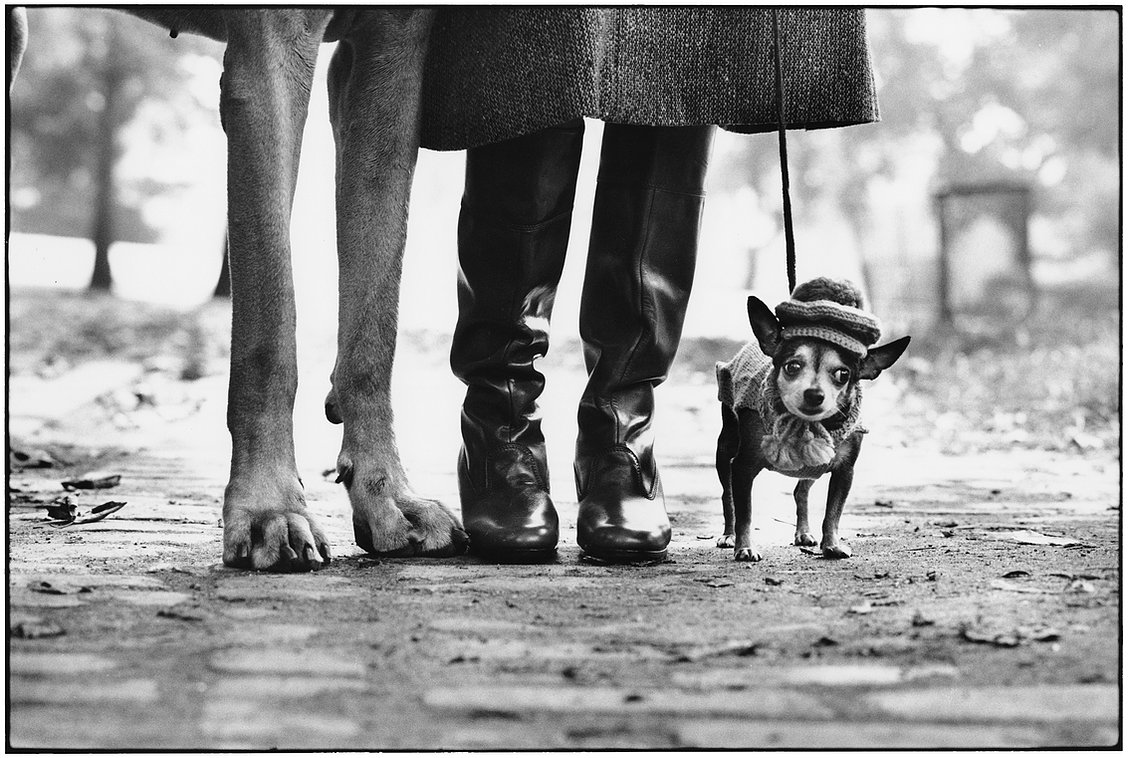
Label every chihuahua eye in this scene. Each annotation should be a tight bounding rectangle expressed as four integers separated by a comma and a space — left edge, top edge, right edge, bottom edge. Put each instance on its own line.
832, 368, 851, 385
783, 361, 802, 378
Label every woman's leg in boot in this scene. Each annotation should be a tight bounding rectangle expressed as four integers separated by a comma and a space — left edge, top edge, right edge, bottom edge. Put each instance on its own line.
575, 123, 715, 563
451, 119, 584, 560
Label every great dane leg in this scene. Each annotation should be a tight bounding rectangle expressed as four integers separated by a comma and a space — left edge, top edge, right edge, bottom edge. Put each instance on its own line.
326, 9, 468, 557
219, 10, 333, 571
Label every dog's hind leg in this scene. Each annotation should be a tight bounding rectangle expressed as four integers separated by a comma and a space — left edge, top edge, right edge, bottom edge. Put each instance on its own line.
715, 404, 739, 548
326, 9, 468, 558
218, 10, 334, 571
731, 408, 764, 561
793, 479, 818, 547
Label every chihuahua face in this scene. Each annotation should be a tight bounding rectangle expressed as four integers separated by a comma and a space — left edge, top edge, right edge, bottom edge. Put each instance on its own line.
773, 339, 858, 422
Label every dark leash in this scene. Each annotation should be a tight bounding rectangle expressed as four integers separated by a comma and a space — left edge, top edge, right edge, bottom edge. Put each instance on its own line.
771, 9, 797, 294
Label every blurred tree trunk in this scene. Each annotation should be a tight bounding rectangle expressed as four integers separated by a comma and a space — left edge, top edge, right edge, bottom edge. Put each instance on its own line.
88, 22, 122, 292
214, 232, 231, 298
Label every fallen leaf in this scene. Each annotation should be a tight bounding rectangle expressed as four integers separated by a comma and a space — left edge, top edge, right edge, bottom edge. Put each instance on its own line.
848, 601, 874, 615
989, 579, 1050, 594
960, 624, 1061, 647
763, 576, 784, 586
911, 611, 935, 627
992, 529, 1085, 547
30, 581, 92, 595
960, 627, 1021, 648
1002, 570, 1031, 578
43, 496, 78, 522
674, 639, 761, 663
1070, 432, 1104, 451
447, 654, 481, 664
1026, 627, 1062, 642
10, 448, 59, 470
61, 472, 122, 491
48, 501, 127, 528
813, 636, 839, 648
874, 499, 894, 508
156, 608, 204, 622
10, 620, 65, 639
695, 535, 714, 541
9, 451, 53, 466
698, 579, 734, 589
1066, 579, 1096, 594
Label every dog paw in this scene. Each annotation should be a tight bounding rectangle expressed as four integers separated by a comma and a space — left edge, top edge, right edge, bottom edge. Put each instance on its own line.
794, 530, 818, 547
324, 388, 342, 425
716, 534, 735, 548
222, 477, 331, 572
734, 546, 763, 562
345, 465, 468, 558
821, 541, 852, 559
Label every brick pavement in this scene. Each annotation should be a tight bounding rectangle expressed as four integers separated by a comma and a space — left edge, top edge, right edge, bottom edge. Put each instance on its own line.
6, 348, 1121, 750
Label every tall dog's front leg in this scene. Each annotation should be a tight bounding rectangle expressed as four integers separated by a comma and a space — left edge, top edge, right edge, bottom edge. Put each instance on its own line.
219, 10, 334, 571
326, 9, 467, 557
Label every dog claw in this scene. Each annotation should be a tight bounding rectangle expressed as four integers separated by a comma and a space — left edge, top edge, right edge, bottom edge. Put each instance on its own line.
734, 547, 763, 562
222, 481, 332, 573
794, 531, 818, 547
324, 390, 343, 425
335, 462, 354, 488
716, 534, 735, 548
353, 488, 468, 559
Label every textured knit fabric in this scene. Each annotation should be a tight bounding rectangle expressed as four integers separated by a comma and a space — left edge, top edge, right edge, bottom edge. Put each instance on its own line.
716, 341, 774, 413
776, 299, 883, 358
421, 7, 878, 151
716, 341, 865, 479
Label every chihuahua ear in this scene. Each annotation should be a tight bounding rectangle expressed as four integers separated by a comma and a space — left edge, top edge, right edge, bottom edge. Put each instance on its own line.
858, 336, 911, 380
747, 296, 781, 356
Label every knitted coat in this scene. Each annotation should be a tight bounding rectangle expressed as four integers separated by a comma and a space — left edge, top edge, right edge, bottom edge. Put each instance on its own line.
421, 7, 878, 151
716, 342, 865, 480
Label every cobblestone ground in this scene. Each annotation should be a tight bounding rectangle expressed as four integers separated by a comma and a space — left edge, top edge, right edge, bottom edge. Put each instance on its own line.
7, 330, 1121, 750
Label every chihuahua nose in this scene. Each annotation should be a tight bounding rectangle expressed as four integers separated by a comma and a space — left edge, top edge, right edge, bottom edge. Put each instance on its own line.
803, 389, 824, 406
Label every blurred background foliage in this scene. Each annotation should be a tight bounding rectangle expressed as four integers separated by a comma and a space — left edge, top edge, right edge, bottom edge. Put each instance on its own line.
7, 8, 1120, 454
10, 8, 223, 289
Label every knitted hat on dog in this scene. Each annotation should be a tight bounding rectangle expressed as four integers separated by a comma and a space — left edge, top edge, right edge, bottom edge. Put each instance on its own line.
775, 278, 881, 358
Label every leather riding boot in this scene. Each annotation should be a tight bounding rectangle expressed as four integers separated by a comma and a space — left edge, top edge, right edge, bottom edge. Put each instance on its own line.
575, 123, 715, 563
452, 119, 584, 560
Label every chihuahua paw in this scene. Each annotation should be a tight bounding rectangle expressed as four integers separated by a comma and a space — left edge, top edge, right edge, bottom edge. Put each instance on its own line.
794, 530, 818, 547
821, 541, 852, 559
716, 534, 735, 548
734, 546, 763, 562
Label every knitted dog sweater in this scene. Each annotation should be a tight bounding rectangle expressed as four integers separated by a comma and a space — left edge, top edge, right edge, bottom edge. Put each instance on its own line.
716, 342, 865, 479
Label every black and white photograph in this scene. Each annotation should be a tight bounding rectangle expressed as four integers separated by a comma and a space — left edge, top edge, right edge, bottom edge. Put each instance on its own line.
6, 3, 1120, 750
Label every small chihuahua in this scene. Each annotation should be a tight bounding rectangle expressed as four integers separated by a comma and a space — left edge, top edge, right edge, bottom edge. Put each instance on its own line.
714, 278, 910, 561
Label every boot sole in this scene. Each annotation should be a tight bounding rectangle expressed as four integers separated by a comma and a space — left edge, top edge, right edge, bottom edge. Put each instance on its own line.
469, 545, 558, 564
579, 546, 668, 566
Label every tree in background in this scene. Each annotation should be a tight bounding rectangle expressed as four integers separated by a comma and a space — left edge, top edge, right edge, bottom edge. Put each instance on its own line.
10, 8, 222, 292
857, 8, 1118, 259
709, 8, 1119, 307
